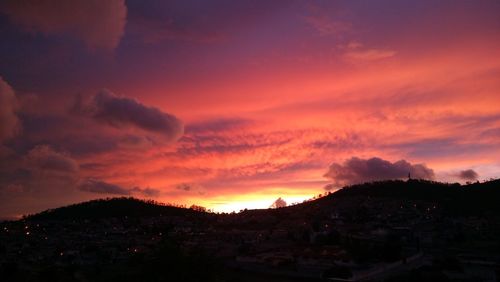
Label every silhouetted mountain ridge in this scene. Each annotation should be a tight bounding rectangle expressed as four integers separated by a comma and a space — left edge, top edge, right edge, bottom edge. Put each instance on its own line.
293, 179, 500, 216
25, 179, 500, 221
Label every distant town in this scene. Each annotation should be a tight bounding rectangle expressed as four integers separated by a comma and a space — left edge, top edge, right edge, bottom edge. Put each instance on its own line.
1, 179, 500, 281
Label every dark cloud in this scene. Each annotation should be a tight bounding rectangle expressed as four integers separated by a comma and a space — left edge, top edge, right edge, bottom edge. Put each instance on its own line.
389, 137, 496, 159
457, 169, 479, 181
130, 186, 160, 197
6, 113, 121, 157
1, 0, 127, 50
185, 118, 253, 134
0, 168, 31, 191
479, 127, 500, 141
18, 113, 68, 137
128, 14, 224, 44
78, 178, 161, 197
56, 135, 119, 156
176, 183, 192, 191
79, 162, 107, 171
174, 183, 205, 195
118, 135, 153, 150
126, 0, 287, 44
7, 90, 184, 158
12, 106, 177, 158
324, 157, 435, 189
0, 77, 20, 141
0, 145, 80, 213
78, 178, 130, 195
74, 90, 183, 143
25, 145, 79, 175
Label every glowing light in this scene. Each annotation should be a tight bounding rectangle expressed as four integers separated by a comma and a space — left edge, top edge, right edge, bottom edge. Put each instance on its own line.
207, 194, 315, 213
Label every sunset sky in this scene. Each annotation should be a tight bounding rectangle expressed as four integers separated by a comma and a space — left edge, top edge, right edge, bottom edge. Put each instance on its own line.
1, 0, 499, 219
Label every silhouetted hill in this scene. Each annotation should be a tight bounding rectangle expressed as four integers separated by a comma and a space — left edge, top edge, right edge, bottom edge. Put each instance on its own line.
24, 179, 500, 222
27, 197, 204, 220
294, 178, 500, 216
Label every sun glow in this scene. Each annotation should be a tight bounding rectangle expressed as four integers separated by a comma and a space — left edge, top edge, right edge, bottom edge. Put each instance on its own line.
201, 192, 318, 213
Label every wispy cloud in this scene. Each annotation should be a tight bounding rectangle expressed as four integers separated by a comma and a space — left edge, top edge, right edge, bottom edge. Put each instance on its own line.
344, 49, 396, 61
304, 14, 351, 36
341, 41, 396, 62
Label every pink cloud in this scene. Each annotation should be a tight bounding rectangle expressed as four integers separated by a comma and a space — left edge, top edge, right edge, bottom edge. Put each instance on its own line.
344, 49, 396, 61
340, 42, 396, 62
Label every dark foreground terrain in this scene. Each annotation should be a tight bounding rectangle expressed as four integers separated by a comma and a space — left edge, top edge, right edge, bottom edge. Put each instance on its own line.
1, 179, 500, 281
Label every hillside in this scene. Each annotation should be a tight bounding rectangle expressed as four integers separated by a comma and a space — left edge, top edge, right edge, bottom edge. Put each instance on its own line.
27, 197, 204, 220
3, 179, 500, 282
25, 179, 500, 221
313, 179, 500, 215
